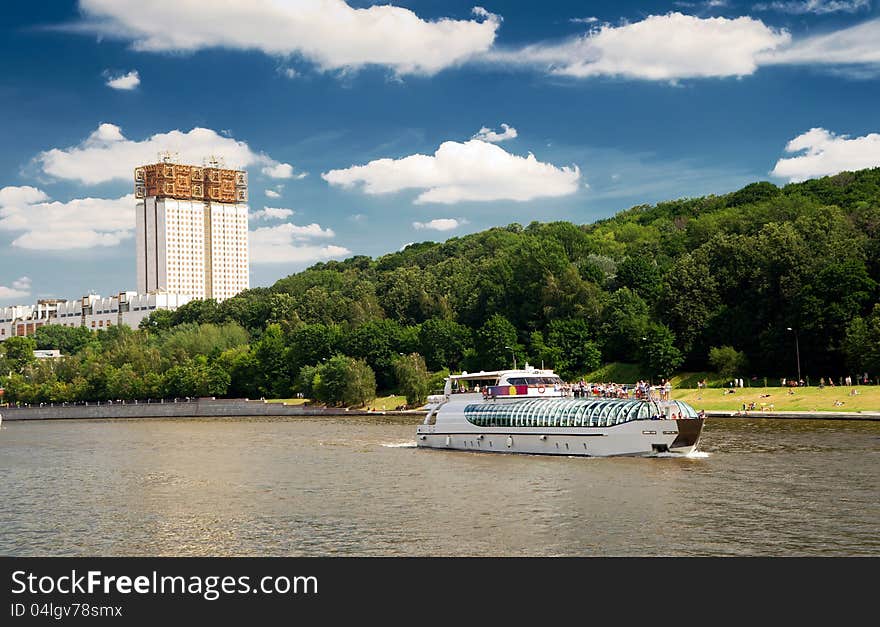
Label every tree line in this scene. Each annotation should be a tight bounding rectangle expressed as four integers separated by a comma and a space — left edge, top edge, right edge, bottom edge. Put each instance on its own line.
2, 167, 880, 406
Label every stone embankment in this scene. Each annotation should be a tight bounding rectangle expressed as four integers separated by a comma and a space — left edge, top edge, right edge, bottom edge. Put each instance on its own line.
0, 398, 426, 421
704, 409, 880, 421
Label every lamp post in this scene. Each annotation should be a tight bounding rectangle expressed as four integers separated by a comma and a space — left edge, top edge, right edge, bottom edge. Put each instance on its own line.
786, 327, 802, 383
504, 345, 517, 370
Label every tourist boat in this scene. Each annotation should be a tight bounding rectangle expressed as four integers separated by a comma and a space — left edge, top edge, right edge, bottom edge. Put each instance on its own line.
416, 366, 704, 457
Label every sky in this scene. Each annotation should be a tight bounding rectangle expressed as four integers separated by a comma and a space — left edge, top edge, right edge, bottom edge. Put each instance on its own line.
1, 0, 879, 304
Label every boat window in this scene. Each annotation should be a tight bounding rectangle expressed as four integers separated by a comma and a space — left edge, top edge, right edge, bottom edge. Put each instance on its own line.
463, 398, 699, 429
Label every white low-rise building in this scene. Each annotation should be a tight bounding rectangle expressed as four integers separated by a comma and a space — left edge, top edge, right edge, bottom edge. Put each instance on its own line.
0, 292, 194, 341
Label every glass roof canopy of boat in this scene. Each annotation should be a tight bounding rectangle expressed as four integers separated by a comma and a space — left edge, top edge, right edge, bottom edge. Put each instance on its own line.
464, 398, 698, 428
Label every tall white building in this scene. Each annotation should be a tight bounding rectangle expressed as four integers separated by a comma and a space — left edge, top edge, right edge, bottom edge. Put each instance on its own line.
135, 161, 250, 301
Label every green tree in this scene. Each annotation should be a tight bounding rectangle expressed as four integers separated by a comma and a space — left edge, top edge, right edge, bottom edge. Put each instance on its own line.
251, 324, 291, 398
418, 318, 472, 371
34, 325, 97, 355
639, 323, 683, 379
599, 288, 650, 362
394, 353, 429, 407
313, 355, 376, 407
475, 314, 522, 371
3, 336, 37, 372
545, 318, 602, 379
708, 345, 748, 382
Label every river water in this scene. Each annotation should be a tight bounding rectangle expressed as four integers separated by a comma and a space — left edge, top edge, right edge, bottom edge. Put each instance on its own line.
0, 416, 877, 556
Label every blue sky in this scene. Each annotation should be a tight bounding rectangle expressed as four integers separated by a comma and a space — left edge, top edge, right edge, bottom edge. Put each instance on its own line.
1, 0, 879, 303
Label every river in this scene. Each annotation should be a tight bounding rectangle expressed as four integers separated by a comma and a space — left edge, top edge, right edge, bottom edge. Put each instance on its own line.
0, 416, 877, 556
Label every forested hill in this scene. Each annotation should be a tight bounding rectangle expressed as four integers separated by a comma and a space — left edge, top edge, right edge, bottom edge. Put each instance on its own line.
5, 168, 880, 404
258, 167, 880, 379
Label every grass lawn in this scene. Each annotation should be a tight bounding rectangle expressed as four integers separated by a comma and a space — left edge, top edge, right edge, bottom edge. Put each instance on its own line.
673, 386, 880, 412
266, 395, 411, 411
363, 395, 409, 411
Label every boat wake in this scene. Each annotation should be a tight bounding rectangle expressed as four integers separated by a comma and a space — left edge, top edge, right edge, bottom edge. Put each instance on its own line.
649, 450, 711, 459
381, 441, 417, 448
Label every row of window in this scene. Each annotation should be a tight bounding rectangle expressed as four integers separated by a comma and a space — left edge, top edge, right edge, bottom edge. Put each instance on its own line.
463, 399, 696, 428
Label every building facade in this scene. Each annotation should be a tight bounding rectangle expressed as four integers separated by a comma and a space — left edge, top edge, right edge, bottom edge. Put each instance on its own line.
1, 292, 194, 340
135, 161, 250, 301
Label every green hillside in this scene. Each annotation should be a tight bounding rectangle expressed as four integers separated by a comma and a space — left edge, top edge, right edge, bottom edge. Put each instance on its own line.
4, 168, 880, 405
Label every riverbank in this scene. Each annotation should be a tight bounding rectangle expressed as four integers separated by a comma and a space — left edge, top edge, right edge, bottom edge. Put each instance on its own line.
0, 398, 424, 421
3, 398, 877, 422
673, 385, 880, 413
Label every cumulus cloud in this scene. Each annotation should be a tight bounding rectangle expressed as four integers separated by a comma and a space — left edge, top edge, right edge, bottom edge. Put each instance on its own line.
105, 69, 140, 90
265, 189, 281, 199
413, 218, 468, 231
0, 186, 134, 250
249, 222, 349, 264
0, 185, 49, 207
75, 0, 500, 76
35, 123, 294, 185
472, 123, 517, 143
322, 138, 580, 204
759, 18, 880, 68
753, 1, 870, 14
488, 12, 790, 80
251, 207, 294, 220
261, 162, 307, 179
770, 127, 880, 182
0, 277, 32, 302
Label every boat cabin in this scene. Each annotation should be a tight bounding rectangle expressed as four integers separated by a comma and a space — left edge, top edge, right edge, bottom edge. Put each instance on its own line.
444, 365, 566, 399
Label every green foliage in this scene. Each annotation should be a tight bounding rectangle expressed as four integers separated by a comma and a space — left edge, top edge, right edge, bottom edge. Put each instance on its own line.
312, 355, 376, 407
708, 345, 748, 381
5, 167, 880, 404
475, 314, 522, 371
544, 318, 601, 379
418, 318, 472, 371
639, 323, 683, 379
393, 353, 430, 407
33, 325, 97, 355
3, 336, 36, 372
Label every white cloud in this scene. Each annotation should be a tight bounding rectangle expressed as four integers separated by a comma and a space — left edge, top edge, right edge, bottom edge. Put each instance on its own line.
76, 1, 500, 76
413, 218, 468, 231
105, 69, 140, 90
251, 207, 294, 220
249, 222, 348, 264
348, 213, 367, 223
265, 189, 281, 199
0, 277, 32, 302
261, 162, 307, 179
570, 17, 599, 24
35, 123, 293, 185
770, 127, 880, 182
489, 12, 790, 80
759, 18, 880, 68
0, 186, 134, 250
753, 1, 870, 14
0, 185, 49, 207
322, 138, 580, 204
472, 123, 517, 143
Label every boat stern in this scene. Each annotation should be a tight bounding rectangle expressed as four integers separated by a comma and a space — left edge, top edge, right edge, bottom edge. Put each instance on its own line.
670, 418, 704, 455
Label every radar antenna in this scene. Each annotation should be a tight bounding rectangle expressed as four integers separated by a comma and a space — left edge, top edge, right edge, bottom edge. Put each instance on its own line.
158, 150, 179, 164
204, 154, 226, 169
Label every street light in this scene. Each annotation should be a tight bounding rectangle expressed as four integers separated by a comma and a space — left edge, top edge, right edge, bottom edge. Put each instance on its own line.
786, 327, 802, 382
504, 345, 517, 370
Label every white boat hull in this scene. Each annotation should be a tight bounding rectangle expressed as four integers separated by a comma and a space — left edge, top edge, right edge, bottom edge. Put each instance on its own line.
417, 418, 703, 457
